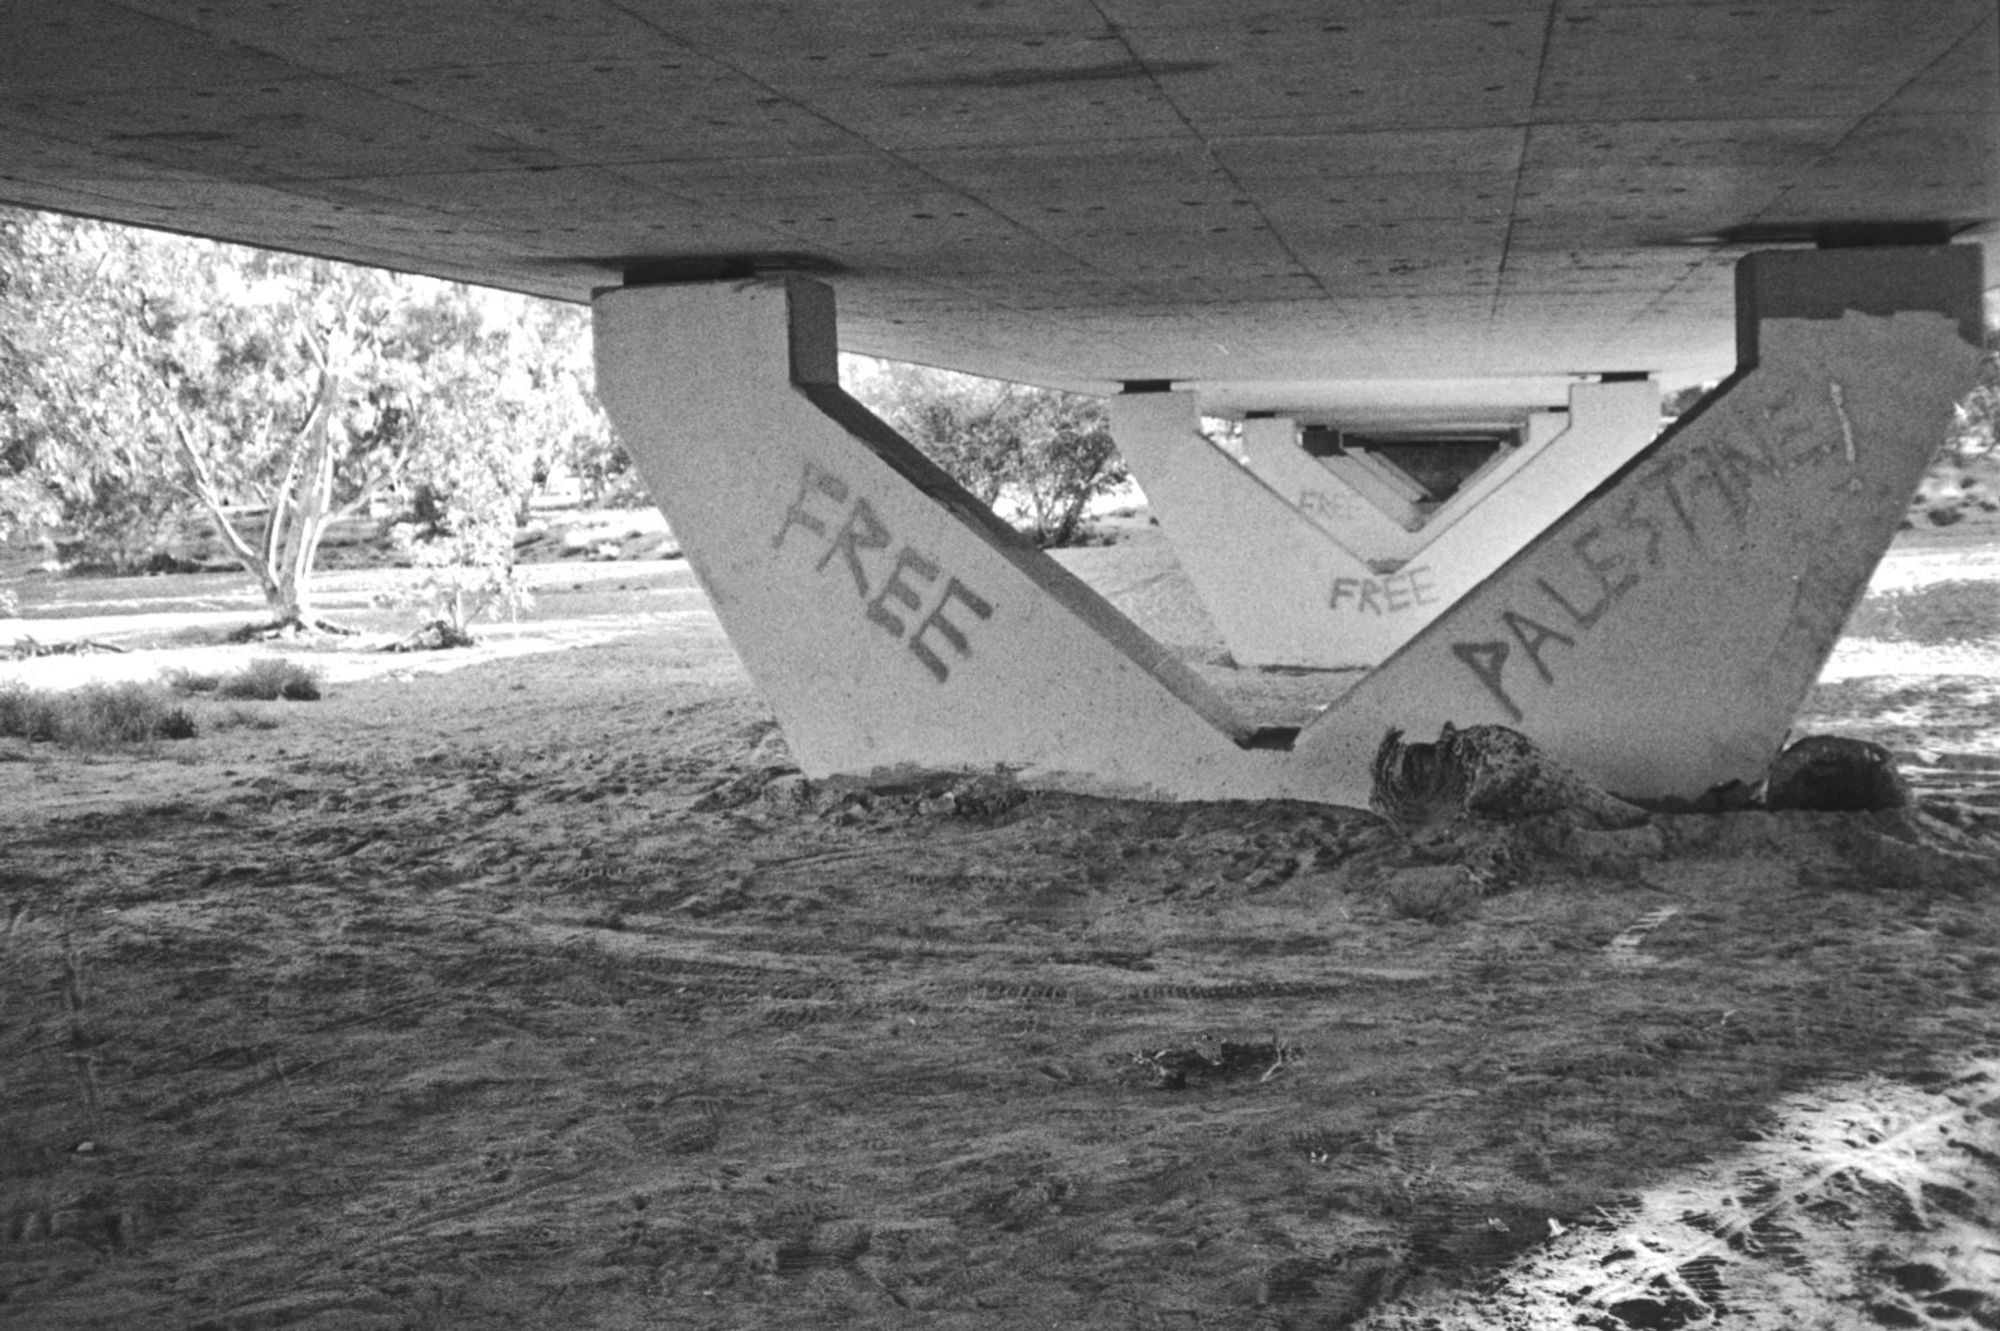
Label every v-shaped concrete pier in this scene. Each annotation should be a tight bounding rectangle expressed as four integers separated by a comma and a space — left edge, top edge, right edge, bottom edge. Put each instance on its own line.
596, 246, 1983, 808
1113, 379, 1665, 670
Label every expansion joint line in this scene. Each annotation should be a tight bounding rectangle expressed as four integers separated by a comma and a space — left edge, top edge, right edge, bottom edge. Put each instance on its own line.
1489, 2, 1565, 329
1086, 1, 1340, 310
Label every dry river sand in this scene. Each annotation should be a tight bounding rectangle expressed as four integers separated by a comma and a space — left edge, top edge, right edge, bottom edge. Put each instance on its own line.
2, 522, 1998, 1329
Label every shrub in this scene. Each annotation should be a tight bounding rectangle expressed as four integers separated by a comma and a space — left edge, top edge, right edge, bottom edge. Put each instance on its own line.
220, 657, 323, 701
211, 705, 281, 732
161, 667, 223, 695
0, 680, 197, 746
0, 684, 49, 740
166, 657, 322, 701
843, 357, 1127, 547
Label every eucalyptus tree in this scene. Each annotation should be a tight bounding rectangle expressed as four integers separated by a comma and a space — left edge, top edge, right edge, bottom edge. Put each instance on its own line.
842, 356, 1126, 547
0, 209, 614, 631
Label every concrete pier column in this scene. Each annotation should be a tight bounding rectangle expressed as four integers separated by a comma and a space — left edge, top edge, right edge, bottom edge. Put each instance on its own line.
1238, 417, 1426, 560
592, 247, 1980, 811
1115, 380, 1665, 670
592, 277, 1282, 799
1296, 246, 1986, 801
1233, 386, 1661, 576
1410, 379, 1662, 573
1111, 390, 1405, 669
1335, 447, 1429, 506
1315, 448, 1430, 531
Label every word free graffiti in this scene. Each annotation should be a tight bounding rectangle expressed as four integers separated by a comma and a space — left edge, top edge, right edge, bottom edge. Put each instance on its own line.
773, 460, 994, 683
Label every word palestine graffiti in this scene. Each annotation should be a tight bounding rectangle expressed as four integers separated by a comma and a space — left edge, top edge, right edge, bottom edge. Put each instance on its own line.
1450, 382, 1858, 720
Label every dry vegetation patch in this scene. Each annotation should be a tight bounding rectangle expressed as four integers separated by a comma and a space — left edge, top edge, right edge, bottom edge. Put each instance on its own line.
1844, 579, 2000, 645
163, 657, 324, 702
0, 680, 196, 748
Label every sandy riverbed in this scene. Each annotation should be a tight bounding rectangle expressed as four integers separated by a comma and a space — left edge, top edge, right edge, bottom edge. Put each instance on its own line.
2, 521, 1997, 1329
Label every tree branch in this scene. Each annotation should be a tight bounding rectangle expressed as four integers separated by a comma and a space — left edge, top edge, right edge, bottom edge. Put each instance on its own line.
172, 416, 273, 595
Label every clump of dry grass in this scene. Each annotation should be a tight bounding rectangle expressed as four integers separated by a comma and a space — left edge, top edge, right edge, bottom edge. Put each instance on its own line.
0, 680, 197, 747
1379, 864, 1489, 923
210, 706, 282, 733
165, 656, 323, 701
1845, 580, 2000, 644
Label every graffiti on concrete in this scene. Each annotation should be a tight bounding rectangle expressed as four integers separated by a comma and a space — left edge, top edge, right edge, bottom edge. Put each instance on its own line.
1298, 489, 1362, 524
1750, 515, 1874, 699
773, 460, 995, 683
1329, 565, 1438, 616
1448, 381, 1856, 720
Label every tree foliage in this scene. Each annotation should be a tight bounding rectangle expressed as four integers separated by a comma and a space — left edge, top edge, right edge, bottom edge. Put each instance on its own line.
1911, 345, 2000, 527
0, 207, 618, 626
842, 356, 1125, 547
0, 210, 53, 547
1946, 344, 2000, 462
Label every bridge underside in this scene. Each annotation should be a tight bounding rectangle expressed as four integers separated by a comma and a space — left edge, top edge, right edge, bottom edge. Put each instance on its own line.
0, 2, 1995, 804
0, 1, 1992, 395
596, 246, 1983, 806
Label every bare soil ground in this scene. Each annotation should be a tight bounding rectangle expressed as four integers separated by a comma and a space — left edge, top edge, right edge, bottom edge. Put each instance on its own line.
3, 524, 1999, 1330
